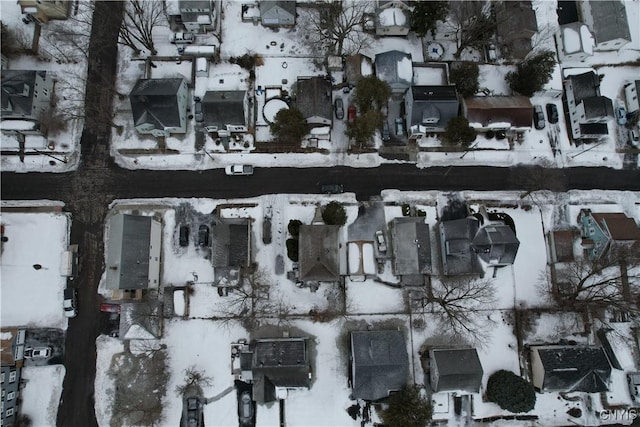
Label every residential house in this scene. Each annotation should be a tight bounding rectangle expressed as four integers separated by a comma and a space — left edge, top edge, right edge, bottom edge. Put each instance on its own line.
1, 70, 55, 135
298, 224, 340, 282
178, 0, 216, 33
390, 217, 431, 285
494, 1, 538, 60
249, 337, 312, 403
548, 230, 576, 263
345, 54, 373, 87
129, 78, 189, 137
429, 348, 483, 393
530, 345, 611, 392
471, 224, 520, 267
294, 76, 332, 127
439, 217, 482, 276
463, 96, 533, 131
202, 91, 247, 135
555, 22, 595, 62
578, 209, 640, 260
105, 213, 162, 295
563, 70, 613, 141
1, 327, 26, 427
374, 50, 412, 96
405, 85, 459, 137
118, 301, 163, 340
259, 1, 296, 27
375, 1, 411, 37
624, 80, 639, 115
350, 330, 409, 401
577, 0, 631, 51
18, 0, 69, 23
211, 217, 251, 285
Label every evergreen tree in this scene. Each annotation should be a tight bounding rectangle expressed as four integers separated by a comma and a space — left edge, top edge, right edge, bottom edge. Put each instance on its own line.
354, 75, 391, 114
380, 385, 433, 427
410, 1, 449, 38
286, 238, 299, 262
287, 219, 303, 237
346, 110, 380, 149
450, 62, 480, 98
486, 370, 536, 413
443, 116, 477, 147
322, 201, 347, 226
506, 51, 557, 97
270, 108, 307, 145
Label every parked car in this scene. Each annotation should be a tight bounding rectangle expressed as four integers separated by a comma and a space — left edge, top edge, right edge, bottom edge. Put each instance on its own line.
630, 128, 640, 147
375, 230, 387, 253
381, 121, 390, 141
24, 347, 52, 359
347, 105, 356, 123
394, 117, 404, 136
179, 225, 189, 247
169, 32, 195, 44
63, 288, 78, 318
334, 97, 344, 120
198, 224, 210, 246
194, 101, 203, 123
616, 106, 628, 125
546, 103, 559, 124
239, 391, 254, 426
225, 164, 254, 176
628, 372, 640, 400
533, 105, 546, 130
320, 184, 344, 194
100, 303, 121, 314
186, 397, 201, 427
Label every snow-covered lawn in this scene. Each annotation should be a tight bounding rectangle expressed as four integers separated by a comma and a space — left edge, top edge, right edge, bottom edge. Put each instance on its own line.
19, 365, 65, 426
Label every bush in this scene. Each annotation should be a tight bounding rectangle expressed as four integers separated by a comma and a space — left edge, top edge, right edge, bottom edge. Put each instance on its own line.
486, 370, 536, 413
270, 108, 307, 145
322, 201, 347, 226
443, 116, 477, 147
449, 62, 480, 98
286, 238, 299, 262
288, 219, 302, 237
506, 51, 556, 97
379, 385, 433, 427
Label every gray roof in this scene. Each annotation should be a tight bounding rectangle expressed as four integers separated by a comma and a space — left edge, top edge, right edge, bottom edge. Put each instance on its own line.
1, 70, 43, 117
298, 224, 340, 282
211, 217, 250, 268
533, 346, 611, 393
567, 72, 599, 103
259, 1, 296, 24
179, 0, 212, 22
587, 0, 631, 44
345, 54, 373, 85
439, 217, 482, 276
106, 214, 157, 290
430, 348, 483, 393
374, 50, 412, 91
129, 78, 185, 130
495, 1, 537, 59
471, 224, 520, 265
119, 301, 163, 339
391, 217, 431, 276
295, 76, 332, 123
202, 91, 246, 129
582, 96, 614, 119
351, 330, 409, 401
409, 86, 459, 128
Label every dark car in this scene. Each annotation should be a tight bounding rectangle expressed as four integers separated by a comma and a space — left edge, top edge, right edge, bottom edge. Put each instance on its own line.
394, 117, 404, 136
347, 105, 356, 123
546, 103, 559, 124
179, 225, 189, 247
194, 101, 203, 123
381, 121, 390, 141
239, 392, 254, 426
320, 184, 344, 194
198, 225, 209, 246
334, 97, 344, 120
533, 104, 545, 130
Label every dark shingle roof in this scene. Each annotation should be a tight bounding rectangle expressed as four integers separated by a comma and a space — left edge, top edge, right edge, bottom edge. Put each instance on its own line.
533, 346, 611, 393
463, 96, 533, 128
374, 50, 412, 90
295, 76, 332, 123
1, 70, 42, 117
588, 0, 631, 44
567, 72, 599, 103
116, 214, 153, 290
430, 348, 484, 393
440, 217, 482, 276
410, 86, 459, 128
592, 213, 640, 241
471, 224, 520, 265
391, 217, 431, 275
202, 91, 246, 129
211, 218, 250, 268
582, 96, 613, 119
129, 78, 185, 129
351, 330, 409, 401
298, 224, 340, 282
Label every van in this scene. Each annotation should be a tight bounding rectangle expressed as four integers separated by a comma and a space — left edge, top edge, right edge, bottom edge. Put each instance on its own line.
60, 244, 79, 278
170, 32, 195, 44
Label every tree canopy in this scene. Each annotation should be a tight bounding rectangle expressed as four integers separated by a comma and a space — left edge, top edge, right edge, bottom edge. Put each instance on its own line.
450, 62, 480, 98
270, 108, 307, 145
346, 110, 379, 149
379, 385, 433, 427
443, 116, 477, 147
322, 201, 347, 226
486, 370, 536, 413
506, 51, 557, 97
354, 75, 391, 114
409, 1, 449, 38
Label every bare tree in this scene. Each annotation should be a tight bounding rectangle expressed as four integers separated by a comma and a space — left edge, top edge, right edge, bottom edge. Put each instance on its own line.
300, 2, 373, 56
445, 1, 498, 59
412, 277, 497, 344
119, 0, 167, 56
518, 159, 566, 200
175, 365, 213, 396
38, 1, 93, 63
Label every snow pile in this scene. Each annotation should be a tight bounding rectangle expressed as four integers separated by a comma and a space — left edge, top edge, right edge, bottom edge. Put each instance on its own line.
563, 27, 581, 54
379, 8, 406, 27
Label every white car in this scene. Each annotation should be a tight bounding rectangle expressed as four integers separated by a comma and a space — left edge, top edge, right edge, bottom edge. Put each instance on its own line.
225, 165, 254, 176
25, 347, 52, 359
375, 230, 387, 253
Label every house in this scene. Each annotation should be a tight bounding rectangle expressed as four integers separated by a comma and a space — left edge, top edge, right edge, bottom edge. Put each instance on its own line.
577, 0, 631, 51
298, 224, 340, 282
259, 1, 296, 27
494, 1, 538, 60
390, 217, 431, 285
548, 230, 576, 263
439, 217, 482, 276
563, 70, 613, 141
530, 345, 611, 392
294, 76, 332, 127
178, 0, 216, 33
555, 22, 595, 62
18, 0, 70, 23
129, 78, 189, 137
578, 209, 640, 260
345, 54, 373, 86
375, 1, 411, 37
463, 96, 533, 131
1, 327, 26, 427
429, 348, 483, 393
471, 224, 520, 266
211, 217, 251, 285
119, 301, 163, 340
1, 70, 54, 124
624, 80, 639, 115
405, 85, 459, 136
374, 50, 412, 95
350, 330, 409, 401
105, 213, 162, 294
202, 91, 247, 135
250, 337, 312, 403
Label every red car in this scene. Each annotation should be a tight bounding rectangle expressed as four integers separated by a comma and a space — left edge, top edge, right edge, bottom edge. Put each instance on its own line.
347, 105, 357, 123
100, 303, 121, 314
